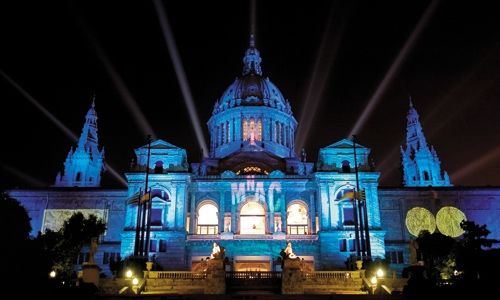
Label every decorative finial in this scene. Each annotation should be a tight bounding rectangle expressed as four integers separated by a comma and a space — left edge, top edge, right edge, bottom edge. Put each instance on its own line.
409, 95, 413, 108
242, 34, 262, 75
249, 34, 255, 48
92, 93, 96, 108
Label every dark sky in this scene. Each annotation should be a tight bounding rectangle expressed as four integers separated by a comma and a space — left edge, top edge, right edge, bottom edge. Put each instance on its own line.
1, 0, 500, 189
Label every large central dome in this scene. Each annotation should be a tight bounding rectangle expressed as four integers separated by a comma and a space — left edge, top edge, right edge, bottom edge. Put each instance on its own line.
212, 35, 292, 116
207, 35, 297, 161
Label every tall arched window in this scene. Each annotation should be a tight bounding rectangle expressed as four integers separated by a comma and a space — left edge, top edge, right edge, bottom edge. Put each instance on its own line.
423, 171, 430, 181
243, 119, 248, 140
197, 202, 218, 234
240, 201, 265, 234
75, 172, 82, 181
336, 188, 355, 226
287, 202, 308, 234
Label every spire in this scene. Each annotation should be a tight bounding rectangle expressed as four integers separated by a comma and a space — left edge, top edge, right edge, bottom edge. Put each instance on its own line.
54, 96, 105, 187
242, 34, 262, 76
249, 33, 256, 48
400, 99, 451, 187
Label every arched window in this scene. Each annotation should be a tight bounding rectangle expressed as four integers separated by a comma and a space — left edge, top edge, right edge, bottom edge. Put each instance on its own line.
151, 189, 169, 202
197, 202, 218, 234
287, 203, 308, 234
240, 201, 265, 234
423, 171, 430, 181
243, 119, 248, 140
75, 172, 82, 181
342, 160, 351, 173
154, 161, 164, 174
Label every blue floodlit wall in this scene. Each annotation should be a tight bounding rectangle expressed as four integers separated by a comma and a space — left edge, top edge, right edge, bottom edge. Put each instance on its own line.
401, 101, 451, 187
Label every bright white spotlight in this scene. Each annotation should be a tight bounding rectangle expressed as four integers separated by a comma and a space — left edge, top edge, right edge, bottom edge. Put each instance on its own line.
376, 268, 384, 278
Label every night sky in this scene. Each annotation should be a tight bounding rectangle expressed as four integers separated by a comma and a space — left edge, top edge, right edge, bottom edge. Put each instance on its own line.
1, 1, 500, 189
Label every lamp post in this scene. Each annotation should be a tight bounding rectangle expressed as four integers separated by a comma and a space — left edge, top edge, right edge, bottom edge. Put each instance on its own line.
352, 134, 372, 260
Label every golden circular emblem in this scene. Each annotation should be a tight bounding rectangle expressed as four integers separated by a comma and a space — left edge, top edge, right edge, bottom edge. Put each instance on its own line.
405, 207, 436, 237
436, 206, 466, 237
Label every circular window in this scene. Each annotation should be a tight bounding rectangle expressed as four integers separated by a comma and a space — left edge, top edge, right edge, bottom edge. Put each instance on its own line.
436, 206, 466, 237
405, 207, 436, 237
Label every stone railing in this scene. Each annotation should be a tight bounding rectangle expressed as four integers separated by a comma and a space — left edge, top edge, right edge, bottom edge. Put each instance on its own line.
304, 270, 360, 280
146, 271, 207, 279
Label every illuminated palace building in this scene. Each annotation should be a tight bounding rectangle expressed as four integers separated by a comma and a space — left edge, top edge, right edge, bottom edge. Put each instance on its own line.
10, 37, 499, 274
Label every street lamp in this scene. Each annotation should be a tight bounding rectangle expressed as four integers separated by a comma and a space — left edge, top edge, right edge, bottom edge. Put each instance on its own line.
376, 268, 384, 278
125, 269, 133, 278
132, 277, 139, 285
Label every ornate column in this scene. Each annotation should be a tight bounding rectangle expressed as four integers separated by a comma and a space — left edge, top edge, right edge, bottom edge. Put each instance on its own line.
219, 191, 225, 233
268, 183, 274, 233
189, 193, 196, 234
309, 193, 316, 234
280, 192, 286, 233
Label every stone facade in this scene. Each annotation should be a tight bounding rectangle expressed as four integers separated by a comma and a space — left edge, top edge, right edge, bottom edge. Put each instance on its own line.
8, 36, 500, 278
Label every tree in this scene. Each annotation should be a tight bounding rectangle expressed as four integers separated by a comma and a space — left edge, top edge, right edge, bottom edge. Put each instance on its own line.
36, 212, 106, 280
0, 191, 31, 250
0, 192, 34, 287
415, 230, 456, 282
455, 220, 499, 282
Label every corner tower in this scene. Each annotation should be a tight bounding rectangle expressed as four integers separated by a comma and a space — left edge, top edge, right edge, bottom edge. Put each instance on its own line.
207, 35, 297, 162
54, 98, 105, 187
400, 99, 451, 187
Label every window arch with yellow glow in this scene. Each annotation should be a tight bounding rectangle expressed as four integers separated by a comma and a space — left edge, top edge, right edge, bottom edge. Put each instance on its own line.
240, 201, 266, 234
436, 206, 466, 237
197, 202, 219, 234
405, 207, 436, 237
287, 202, 309, 234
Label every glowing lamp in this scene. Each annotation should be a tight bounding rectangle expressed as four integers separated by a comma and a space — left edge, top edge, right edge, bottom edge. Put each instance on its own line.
125, 270, 133, 278
132, 278, 139, 285
376, 268, 384, 278
49, 270, 56, 278
370, 276, 378, 285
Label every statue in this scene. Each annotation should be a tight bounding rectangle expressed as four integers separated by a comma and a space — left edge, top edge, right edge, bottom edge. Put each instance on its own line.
281, 242, 297, 259
88, 237, 98, 264
210, 242, 224, 259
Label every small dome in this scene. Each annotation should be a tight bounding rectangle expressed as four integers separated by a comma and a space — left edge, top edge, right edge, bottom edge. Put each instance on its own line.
212, 35, 293, 116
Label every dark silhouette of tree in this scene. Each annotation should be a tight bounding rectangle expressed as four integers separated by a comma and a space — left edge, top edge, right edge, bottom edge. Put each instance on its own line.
35, 212, 106, 280
1, 192, 34, 288
456, 220, 499, 282
0, 191, 31, 249
416, 230, 456, 282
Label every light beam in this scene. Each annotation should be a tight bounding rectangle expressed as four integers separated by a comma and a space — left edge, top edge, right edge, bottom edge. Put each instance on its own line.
1, 163, 48, 187
250, 0, 257, 36
153, 0, 209, 157
295, 3, 345, 152
348, 0, 439, 137
1, 70, 78, 141
81, 29, 157, 139
451, 146, 500, 183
